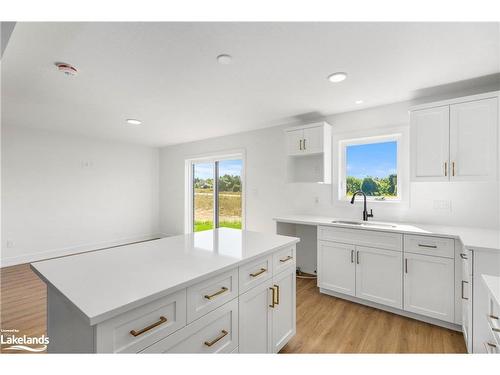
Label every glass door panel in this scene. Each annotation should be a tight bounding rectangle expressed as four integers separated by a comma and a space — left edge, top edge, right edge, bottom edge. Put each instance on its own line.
217, 159, 242, 229
193, 163, 214, 232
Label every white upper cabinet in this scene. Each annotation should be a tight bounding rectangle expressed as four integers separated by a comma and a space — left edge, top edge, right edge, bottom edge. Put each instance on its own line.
410, 93, 498, 182
285, 122, 332, 184
410, 105, 450, 181
302, 125, 324, 154
449, 97, 498, 181
286, 129, 305, 156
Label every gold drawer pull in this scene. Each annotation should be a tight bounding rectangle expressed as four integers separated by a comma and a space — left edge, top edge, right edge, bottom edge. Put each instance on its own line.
279, 255, 293, 263
204, 330, 228, 347
489, 314, 499, 320
275, 284, 280, 305
249, 268, 267, 278
486, 342, 497, 348
130, 316, 167, 337
493, 327, 500, 333
204, 287, 228, 300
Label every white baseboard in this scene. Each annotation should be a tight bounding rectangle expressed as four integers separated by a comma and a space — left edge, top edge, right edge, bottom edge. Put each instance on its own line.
0, 233, 165, 268
319, 288, 462, 332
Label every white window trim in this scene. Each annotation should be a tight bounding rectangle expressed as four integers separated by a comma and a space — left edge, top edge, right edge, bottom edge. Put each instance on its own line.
333, 126, 409, 207
184, 149, 246, 234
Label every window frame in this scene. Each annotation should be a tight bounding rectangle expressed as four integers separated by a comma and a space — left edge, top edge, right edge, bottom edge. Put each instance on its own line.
338, 133, 403, 203
184, 149, 246, 233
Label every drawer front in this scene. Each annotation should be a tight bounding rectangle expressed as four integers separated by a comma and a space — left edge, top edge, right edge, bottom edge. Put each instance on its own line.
484, 324, 500, 354
404, 235, 454, 258
273, 246, 296, 275
96, 289, 187, 353
318, 226, 402, 251
239, 254, 273, 294
141, 298, 238, 353
187, 268, 238, 323
487, 297, 500, 345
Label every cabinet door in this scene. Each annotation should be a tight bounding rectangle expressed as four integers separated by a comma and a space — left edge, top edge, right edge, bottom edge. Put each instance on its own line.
286, 129, 304, 156
404, 253, 454, 322
272, 267, 296, 353
450, 97, 498, 181
239, 279, 272, 353
355, 246, 403, 309
302, 126, 323, 154
317, 240, 355, 296
410, 106, 450, 181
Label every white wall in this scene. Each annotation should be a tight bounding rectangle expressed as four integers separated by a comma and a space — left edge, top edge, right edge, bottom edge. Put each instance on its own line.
159, 99, 499, 237
1, 126, 160, 266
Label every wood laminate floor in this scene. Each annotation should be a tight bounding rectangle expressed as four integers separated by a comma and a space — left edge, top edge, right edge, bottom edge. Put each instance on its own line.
0, 265, 466, 354
281, 276, 466, 353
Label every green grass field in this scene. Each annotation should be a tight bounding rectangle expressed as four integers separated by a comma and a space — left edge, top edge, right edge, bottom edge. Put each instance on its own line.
194, 220, 242, 232
194, 189, 242, 232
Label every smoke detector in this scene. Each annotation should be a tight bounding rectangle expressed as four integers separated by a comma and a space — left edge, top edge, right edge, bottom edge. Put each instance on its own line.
55, 63, 78, 76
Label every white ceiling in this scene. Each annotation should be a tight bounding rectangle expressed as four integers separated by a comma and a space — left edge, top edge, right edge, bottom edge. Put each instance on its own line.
2, 22, 499, 147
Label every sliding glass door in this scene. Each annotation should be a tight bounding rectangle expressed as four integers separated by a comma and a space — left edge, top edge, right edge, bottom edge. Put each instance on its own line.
192, 158, 243, 232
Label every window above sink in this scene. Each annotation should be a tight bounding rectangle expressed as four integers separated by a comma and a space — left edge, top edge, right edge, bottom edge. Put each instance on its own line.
337, 133, 403, 203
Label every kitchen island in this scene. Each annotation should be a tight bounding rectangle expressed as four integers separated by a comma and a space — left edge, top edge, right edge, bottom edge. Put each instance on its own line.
31, 228, 299, 353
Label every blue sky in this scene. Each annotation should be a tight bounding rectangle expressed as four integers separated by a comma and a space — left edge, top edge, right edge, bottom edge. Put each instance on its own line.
346, 141, 397, 179
194, 159, 242, 179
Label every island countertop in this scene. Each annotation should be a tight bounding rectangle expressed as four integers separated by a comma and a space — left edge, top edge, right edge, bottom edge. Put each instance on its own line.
31, 228, 299, 325
274, 214, 500, 252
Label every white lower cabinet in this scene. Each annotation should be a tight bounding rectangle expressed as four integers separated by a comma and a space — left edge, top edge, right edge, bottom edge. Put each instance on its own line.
239, 266, 296, 353
355, 246, 403, 309
239, 279, 273, 353
317, 229, 458, 327
403, 252, 455, 323
272, 267, 296, 353
318, 241, 355, 296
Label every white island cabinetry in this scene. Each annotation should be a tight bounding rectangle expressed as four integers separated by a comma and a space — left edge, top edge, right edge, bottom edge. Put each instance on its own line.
32, 228, 299, 354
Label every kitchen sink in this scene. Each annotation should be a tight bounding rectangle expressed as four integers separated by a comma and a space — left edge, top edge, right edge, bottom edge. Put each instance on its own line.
331, 220, 397, 229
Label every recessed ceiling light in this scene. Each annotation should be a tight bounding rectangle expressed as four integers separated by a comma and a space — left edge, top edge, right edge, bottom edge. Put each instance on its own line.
125, 119, 142, 125
355, 100, 364, 104
328, 72, 347, 83
216, 54, 233, 65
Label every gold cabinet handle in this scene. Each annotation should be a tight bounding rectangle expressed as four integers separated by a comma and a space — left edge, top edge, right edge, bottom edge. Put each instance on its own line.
204, 286, 228, 300
444, 161, 447, 177
486, 342, 497, 348
303, 138, 306, 150
269, 287, 276, 308
279, 255, 293, 263
299, 139, 302, 150
249, 268, 267, 278
489, 314, 499, 320
452, 161, 455, 176
130, 316, 167, 337
204, 330, 228, 347
274, 284, 280, 305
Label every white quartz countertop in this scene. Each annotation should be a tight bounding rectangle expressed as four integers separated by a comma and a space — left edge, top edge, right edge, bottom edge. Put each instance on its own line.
274, 214, 500, 252
31, 228, 299, 325
482, 274, 500, 308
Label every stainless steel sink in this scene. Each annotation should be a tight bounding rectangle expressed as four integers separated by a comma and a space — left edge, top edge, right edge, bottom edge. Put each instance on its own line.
331, 220, 397, 229
331, 220, 363, 225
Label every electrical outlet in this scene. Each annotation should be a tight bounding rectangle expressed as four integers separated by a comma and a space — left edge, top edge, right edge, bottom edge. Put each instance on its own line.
433, 200, 452, 211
